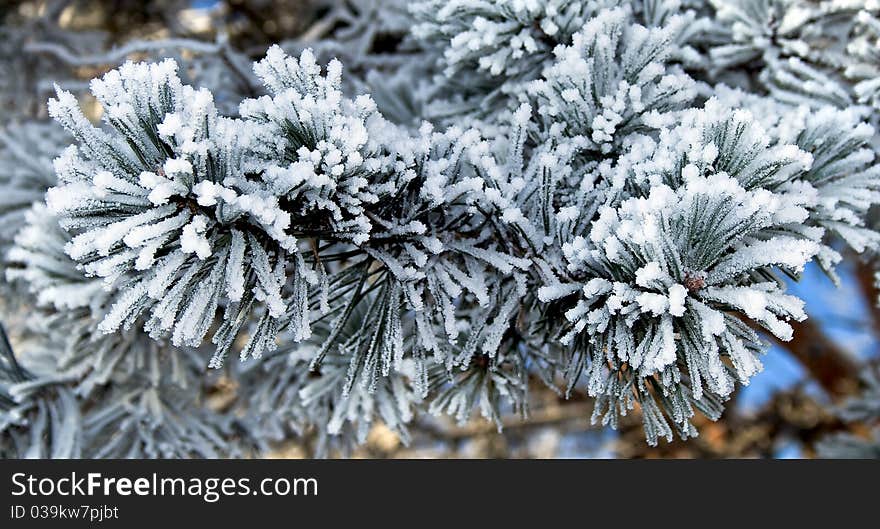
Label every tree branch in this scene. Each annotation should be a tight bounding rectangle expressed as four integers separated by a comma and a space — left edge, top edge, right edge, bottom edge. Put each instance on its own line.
772, 318, 861, 399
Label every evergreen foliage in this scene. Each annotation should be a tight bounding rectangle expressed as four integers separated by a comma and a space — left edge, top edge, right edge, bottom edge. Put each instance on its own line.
817, 364, 880, 458
3, 0, 880, 457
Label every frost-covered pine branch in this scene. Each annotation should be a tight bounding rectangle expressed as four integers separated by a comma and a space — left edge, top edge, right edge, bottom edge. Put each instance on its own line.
705, 0, 880, 110
0, 320, 81, 459
847, 5, 880, 112
410, 0, 706, 119
45, 58, 295, 363
4, 0, 880, 457
531, 100, 822, 441
0, 122, 69, 286
6, 204, 245, 458
528, 7, 698, 155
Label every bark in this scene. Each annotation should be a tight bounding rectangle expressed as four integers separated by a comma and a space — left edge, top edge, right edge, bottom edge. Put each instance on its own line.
854, 258, 880, 336
773, 319, 861, 399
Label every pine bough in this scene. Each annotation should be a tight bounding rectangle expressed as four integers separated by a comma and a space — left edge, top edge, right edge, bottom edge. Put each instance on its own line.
2, 0, 880, 457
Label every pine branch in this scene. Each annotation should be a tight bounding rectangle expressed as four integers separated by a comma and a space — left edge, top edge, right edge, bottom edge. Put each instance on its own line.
5, 0, 880, 457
